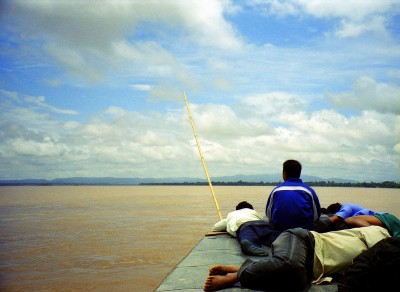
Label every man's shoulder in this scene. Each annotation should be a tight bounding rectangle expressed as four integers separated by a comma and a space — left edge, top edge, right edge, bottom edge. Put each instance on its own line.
279, 179, 314, 189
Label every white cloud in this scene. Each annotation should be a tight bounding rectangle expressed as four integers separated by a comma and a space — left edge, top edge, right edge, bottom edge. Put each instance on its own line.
327, 77, 400, 114
297, 0, 397, 19
149, 85, 188, 102
45, 44, 104, 83
395, 143, 400, 154
179, 86, 398, 180
0, 90, 78, 137
105, 106, 128, 118
240, 92, 307, 119
137, 130, 169, 147
24, 94, 79, 115
249, 0, 400, 37
82, 122, 116, 138
335, 15, 389, 38
111, 40, 178, 73
10, 138, 68, 157
177, 0, 242, 49
0, 89, 19, 102
0, 100, 198, 178
130, 84, 152, 91
6, 0, 242, 84
190, 103, 274, 139
43, 78, 63, 87
250, 0, 399, 18
0, 88, 398, 181
0, 2, 398, 181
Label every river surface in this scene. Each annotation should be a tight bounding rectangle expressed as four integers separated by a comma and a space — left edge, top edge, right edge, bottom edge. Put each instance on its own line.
0, 186, 399, 291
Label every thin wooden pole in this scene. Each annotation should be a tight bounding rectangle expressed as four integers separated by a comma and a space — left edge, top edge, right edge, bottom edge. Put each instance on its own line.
184, 91, 222, 220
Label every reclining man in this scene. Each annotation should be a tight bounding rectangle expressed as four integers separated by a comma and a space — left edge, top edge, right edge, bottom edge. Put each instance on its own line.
204, 225, 390, 291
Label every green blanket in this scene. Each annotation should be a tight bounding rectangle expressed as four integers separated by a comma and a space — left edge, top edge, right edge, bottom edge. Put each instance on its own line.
375, 213, 400, 237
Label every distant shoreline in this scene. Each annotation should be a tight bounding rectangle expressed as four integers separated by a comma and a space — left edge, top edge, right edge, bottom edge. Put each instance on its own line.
0, 181, 399, 188
141, 181, 400, 188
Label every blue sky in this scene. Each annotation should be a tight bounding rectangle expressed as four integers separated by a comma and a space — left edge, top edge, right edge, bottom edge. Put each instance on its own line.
0, 0, 399, 182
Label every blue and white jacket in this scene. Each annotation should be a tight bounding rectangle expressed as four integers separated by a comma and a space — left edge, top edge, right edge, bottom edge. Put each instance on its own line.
266, 178, 321, 230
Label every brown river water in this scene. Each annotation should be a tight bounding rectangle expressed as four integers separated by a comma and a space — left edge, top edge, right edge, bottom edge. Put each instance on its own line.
0, 186, 399, 291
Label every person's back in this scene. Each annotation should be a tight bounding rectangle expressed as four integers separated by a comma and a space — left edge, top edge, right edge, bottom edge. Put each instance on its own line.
335, 203, 375, 218
266, 160, 321, 230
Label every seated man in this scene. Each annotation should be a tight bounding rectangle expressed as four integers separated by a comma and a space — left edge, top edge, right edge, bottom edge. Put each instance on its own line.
203, 226, 390, 291
230, 159, 328, 256
266, 160, 321, 231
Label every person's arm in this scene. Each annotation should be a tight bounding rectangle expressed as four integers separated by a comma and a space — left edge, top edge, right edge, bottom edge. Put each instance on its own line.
312, 190, 322, 219
353, 209, 375, 216
335, 204, 354, 219
212, 218, 228, 232
265, 190, 275, 220
329, 215, 342, 223
344, 215, 384, 227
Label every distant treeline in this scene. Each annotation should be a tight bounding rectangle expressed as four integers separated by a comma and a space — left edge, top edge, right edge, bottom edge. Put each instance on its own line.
1, 180, 398, 188
140, 180, 400, 188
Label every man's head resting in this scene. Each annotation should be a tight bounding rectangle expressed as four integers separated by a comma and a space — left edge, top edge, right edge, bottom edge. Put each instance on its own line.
236, 201, 253, 210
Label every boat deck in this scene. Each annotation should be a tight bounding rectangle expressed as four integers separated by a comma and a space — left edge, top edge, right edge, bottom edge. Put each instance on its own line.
156, 232, 337, 291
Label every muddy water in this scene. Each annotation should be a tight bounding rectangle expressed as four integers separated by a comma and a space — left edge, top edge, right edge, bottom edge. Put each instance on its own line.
0, 186, 398, 291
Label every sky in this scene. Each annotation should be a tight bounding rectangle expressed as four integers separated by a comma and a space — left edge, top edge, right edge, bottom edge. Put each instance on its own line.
0, 0, 399, 182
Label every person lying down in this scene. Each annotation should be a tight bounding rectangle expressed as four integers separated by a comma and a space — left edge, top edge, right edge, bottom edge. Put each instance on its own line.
204, 226, 390, 291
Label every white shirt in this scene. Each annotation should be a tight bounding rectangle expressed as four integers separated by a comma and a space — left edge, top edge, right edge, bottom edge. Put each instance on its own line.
212, 208, 263, 237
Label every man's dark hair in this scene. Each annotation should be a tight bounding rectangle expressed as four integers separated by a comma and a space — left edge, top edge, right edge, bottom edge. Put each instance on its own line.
327, 203, 342, 214
236, 201, 253, 210
283, 159, 302, 178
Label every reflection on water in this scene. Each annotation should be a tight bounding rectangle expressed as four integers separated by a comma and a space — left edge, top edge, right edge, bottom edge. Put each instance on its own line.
0, 186, 399, 291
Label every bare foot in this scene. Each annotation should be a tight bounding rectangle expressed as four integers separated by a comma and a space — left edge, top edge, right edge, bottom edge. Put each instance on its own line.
209, 265, 240, 276
204, 273, 239, 291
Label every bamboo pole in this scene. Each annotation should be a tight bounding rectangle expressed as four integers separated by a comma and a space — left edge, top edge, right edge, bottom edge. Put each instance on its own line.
184, 91, 222, 220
